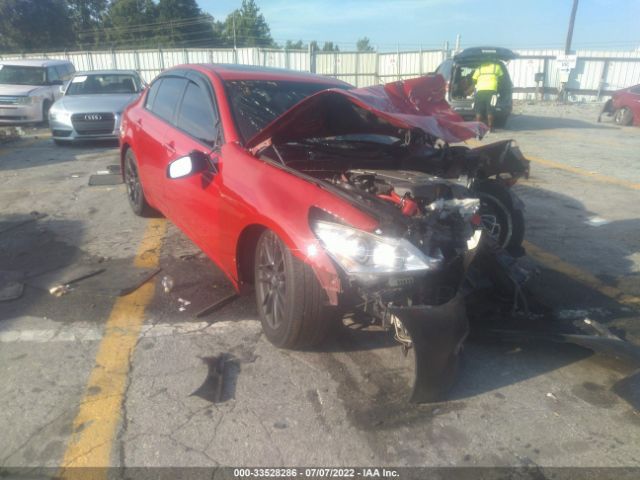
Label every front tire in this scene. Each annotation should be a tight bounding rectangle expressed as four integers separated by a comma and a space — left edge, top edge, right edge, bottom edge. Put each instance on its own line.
255, 229, 337, 349
614, 107, 633, 126
124, 148, 157, 217
474, 181, 525, 254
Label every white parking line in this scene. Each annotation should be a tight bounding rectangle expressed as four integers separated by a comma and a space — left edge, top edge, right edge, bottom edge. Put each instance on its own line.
0, 320, 244, 343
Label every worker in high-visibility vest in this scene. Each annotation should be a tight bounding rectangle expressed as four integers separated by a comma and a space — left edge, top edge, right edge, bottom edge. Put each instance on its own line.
471, 62, 504, 131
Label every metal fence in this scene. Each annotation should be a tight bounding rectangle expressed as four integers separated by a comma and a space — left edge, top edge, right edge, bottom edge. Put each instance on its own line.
2, 47, 640, 101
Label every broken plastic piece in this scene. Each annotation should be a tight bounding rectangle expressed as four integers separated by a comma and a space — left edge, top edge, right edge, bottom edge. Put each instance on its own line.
49, 284, 72, 297
161, 275, 174, 293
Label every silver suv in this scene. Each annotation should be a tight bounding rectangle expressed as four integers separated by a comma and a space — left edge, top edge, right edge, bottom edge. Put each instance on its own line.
0, 59, 75, 124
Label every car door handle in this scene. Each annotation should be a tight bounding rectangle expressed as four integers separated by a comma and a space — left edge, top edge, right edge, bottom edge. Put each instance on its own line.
164, 141, 175, 154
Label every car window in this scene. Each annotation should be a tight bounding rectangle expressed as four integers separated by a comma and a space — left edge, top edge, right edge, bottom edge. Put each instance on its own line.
66, 73, 141, 95
55, 65, 72, 82
630, 86, 640, 95
0, 65, 47, 86
47, 67, 60, 84
177, 81, 218, 145
225, 80, 349, 143
148, 77, 188, 123
145, 79, 162, 110
436, 60, 453, 80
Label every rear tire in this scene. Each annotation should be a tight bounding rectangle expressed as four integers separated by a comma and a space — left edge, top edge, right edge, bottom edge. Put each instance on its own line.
614, 107, 633, 126
255, 229, 337, 349
53, 139, 66, 146
124, 148, 157, 217
493, 114, 509, 128
474, 180, 525, 254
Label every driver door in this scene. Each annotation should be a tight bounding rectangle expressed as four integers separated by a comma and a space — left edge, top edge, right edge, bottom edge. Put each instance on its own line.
164, 78, 225, 260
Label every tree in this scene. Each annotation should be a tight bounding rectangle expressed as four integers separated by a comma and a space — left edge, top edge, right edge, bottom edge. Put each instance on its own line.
0, 0, 74, 51
67, 0, 109, 48
356, 37, 374, 52
222, 0, 275, 48
156, 0, 222, 47
105, 0, 159, 47
285, 40, 306, 50
322, 41, 339, 52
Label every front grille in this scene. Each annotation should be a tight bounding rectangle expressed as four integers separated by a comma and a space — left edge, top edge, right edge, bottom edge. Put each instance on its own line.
52, 129, 72, 137
0, 96, 19, 105
0, 115, 26, 120
71, 112, 115, 135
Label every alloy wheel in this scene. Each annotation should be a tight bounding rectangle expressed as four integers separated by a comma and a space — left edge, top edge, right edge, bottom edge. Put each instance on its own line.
125, 155, 141, 207
256, 231, 287, 330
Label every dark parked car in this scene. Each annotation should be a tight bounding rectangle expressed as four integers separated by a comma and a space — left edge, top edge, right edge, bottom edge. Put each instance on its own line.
435, 47, 517, 127
120, 64, 529, 402
599, 83, 640, 126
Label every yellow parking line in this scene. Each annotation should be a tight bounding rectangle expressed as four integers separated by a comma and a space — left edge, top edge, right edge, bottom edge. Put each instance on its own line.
524, 240, 640, 308
59, 218, 166, 478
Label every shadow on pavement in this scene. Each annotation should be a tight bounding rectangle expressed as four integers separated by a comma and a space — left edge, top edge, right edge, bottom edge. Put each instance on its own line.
505, 114, 619, 131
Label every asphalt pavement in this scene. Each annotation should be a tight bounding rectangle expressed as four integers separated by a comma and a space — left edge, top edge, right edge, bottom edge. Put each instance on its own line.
1, 104, 639, 476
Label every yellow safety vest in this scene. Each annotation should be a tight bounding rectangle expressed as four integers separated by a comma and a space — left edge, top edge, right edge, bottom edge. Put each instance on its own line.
473, 63, 503, 92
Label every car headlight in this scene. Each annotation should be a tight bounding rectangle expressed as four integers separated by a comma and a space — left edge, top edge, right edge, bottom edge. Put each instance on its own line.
16, 96, 35, 105
49, 110, 71, 123
312, 220, 441, 275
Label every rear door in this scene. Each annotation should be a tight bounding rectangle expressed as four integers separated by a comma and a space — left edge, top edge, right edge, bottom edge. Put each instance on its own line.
164, 76, 224, 250
135, 75, 188, 212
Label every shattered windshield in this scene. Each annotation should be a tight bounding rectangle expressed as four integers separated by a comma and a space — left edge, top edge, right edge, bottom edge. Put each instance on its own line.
225, 79, 348, 143
0, 65, 47, 86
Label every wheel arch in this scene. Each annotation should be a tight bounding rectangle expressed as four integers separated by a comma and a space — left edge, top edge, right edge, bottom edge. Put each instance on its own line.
120, 142, 131, 181
236, 224, 269, 291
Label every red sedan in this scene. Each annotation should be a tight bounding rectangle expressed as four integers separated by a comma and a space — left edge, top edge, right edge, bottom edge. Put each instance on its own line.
599, 83, 640, 126
120, 64, 510, 402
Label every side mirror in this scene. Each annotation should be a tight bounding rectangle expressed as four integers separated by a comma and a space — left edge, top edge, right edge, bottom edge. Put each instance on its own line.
59, 85, 66, 94
167, 150, 211, 179
50, 79, 63, 86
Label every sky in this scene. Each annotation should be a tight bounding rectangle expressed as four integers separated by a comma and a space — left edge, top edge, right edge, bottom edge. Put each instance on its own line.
200, 0, 640, 51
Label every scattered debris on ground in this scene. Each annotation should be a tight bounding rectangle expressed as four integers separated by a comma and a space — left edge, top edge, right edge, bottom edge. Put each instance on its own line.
0, 127, 24, 144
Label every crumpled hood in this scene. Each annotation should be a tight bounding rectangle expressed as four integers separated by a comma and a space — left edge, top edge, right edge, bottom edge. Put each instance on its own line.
247, 75, 488, 153
55, 94, 139, 114
0, 84, 39, 96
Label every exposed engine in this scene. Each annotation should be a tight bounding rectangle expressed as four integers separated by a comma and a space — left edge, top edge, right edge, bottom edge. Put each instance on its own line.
331, 169, 483, 260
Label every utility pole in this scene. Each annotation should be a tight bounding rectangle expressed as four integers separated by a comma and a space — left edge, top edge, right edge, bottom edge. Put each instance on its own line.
565, 0, 579, 54
232, 11, 237, 50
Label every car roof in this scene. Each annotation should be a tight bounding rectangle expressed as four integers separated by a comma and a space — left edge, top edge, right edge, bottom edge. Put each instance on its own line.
74, 69, 139, 76
0, 59, 72, 67
176, 63, 350, 86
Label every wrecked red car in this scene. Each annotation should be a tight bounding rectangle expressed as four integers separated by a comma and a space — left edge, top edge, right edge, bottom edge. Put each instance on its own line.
599, 83, 640, 126
120, 65, 529, 402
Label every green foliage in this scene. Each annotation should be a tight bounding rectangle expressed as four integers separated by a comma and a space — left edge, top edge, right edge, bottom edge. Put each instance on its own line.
221, 0, 275, 48
68, 0, 109, 48
156, 0, 222, 47
104, 0, 159, 47
285, 40, 306, 50
0, 0, 362, 54
0, 0, 74, 51
356, 37, 374, 52
321, 41, 340, 52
